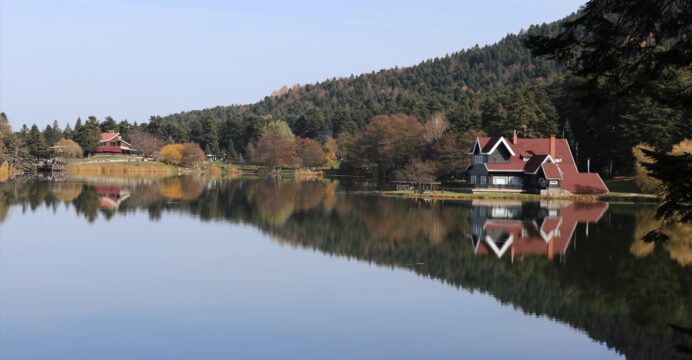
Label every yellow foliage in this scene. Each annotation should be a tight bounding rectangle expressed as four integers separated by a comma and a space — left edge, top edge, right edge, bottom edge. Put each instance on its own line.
68, 162, 172, 178
632, 144, 662, 194
630, 206, 692, 266
51, 183, 84, 202
671, 138, 691, 155
160, 144, 184, 166
0, 163, 22, 182
158, 177, 205, 200
52, 139, 83, 158
227, 166, 242, 178
663, 222, 692, 266
0, 163, 9, 182
323, 137, 338, 167
205, 165, 222, 178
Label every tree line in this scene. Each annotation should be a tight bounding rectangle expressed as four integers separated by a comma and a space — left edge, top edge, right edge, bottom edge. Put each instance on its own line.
2, 2, 689, 184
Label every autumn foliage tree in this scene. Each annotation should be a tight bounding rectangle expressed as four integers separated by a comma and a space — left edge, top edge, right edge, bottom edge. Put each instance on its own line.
322, 137, 338, 168
295, 137, 325, 168
160, 144, 183, 165
253, 132, 295, 168
181, 143, 205, 166
51, 139, 83, 158
160, 143, 205, 167
338, 114, 424, 179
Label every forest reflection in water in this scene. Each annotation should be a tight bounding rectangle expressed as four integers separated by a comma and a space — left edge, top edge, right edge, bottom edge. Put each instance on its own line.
0, 176, 690, 359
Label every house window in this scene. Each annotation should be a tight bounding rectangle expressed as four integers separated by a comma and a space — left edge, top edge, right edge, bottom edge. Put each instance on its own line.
549, 180, 559, 186
480, 176, 487, 185
470, 175, 476, 184
493, 177, 508, 185
474, 155, 484, 164
510, 177, 523, 185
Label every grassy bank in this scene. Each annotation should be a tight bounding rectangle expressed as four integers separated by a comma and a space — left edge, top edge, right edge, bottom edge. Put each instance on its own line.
605, 176, 647, 193
68, 161, 176, 178
379, 189, 660, 203
67, 159, 248, 179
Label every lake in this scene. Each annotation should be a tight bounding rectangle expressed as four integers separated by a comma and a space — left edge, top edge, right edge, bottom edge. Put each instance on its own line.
1, 177, 690, 360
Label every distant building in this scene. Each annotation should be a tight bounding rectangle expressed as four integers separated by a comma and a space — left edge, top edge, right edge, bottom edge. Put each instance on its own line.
466, 132, 608, 195
95, 131, 137, 154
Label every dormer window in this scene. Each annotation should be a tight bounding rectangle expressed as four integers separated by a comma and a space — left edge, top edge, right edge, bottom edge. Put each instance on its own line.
522, 156, 531, 162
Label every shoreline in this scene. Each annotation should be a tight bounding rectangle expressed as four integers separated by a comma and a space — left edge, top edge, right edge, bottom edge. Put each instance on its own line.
13, 160, 661, 203
344, 190, 660, 203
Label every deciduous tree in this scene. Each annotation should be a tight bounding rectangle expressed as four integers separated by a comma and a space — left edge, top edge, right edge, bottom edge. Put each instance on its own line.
253, 132, 295, 168
51, 139, 83, 158
295, 137, 325, 168
129, 129, 164, 158
423, 113, 449, 143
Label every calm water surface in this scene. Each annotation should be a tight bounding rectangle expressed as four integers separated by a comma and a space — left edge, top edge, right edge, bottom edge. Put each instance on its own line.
0, 177, 690, 359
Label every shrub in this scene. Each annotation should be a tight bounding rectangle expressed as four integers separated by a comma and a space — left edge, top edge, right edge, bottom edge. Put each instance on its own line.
160, 143, 205, 167
160, 144, 183, 166
51, 139, 83, 158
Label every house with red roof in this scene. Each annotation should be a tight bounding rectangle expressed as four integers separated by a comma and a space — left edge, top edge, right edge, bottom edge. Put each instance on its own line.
95, 130, 137, 154
467, 132, 608, 195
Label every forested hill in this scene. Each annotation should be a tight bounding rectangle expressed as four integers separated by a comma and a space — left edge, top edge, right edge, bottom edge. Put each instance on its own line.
150, 20, 568, 155
243, 21, 564, 126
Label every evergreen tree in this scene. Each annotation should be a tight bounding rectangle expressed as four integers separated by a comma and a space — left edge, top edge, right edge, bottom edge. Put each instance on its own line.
43, 120, 62, 146
28, 125, 49, 158
100, 116, 118, 132
118, 120, 133, 140
226, 140, 238, 161
62, 123, 74, 140
201, 115, 220, 154
293, 108, 327, 138
332, 110, 358, 135
76, 116, 102, 155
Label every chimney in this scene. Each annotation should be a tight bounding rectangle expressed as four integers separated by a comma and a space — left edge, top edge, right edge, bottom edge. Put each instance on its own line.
512, 130, 518, 144
549, 133, 556, 159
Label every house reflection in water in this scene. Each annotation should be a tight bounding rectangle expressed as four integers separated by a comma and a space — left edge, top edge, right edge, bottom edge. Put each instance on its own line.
96, 186, 131, 211
469, 200, 608, 261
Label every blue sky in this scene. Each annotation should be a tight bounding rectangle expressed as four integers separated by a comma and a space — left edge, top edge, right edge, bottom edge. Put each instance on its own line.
0, 0, 585, 129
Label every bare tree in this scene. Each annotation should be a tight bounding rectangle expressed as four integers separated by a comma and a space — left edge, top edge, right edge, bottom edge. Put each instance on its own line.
129, 129, 164, 158
396, 159, 435, 193
423, 113, 449, 143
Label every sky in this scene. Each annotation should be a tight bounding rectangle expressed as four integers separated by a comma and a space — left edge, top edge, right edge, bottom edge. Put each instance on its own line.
0, 0, 585, 129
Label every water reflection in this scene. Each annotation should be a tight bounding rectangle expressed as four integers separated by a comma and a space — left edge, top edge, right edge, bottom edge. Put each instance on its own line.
469, 201, 608, 260
0, 177, 690, 359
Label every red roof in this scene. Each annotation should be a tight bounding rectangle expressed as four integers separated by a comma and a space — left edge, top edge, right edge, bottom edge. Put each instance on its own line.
100, 132, 119, 142
475, 202, 609, 258
542, 163, 563, 179
475, 136, 608, 194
